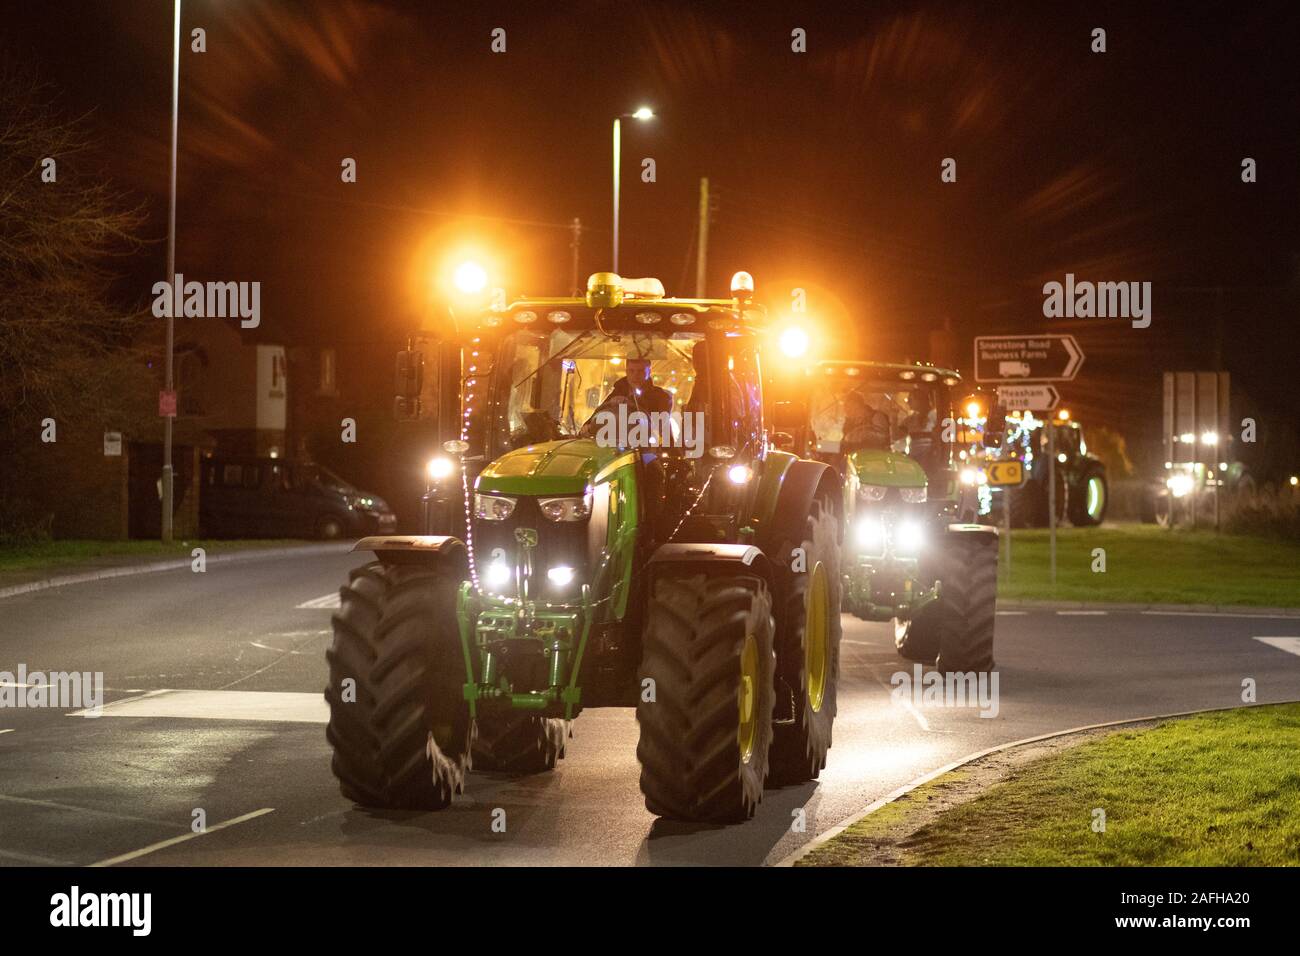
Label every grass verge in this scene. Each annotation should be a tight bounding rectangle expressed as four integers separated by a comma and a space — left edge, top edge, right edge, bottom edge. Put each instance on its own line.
997, 523, 1300, 607
800, 704, 1300, 866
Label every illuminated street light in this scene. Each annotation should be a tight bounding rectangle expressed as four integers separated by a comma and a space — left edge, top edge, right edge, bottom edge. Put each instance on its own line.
612, 106, 655, 273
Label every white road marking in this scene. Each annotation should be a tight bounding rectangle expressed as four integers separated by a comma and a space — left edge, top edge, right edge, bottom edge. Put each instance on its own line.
71, 689, 328, 724
0, 729, 13, 735
1143, 610, 1300, 619
0, 847, 71, 865
1056, 610, 1108, 616
248, 641, 307, 655
297, 592, 340, 609
0, 793, 185, 829
997, 610, 1028, 616
1254, 637, 1300, 658
90, 808, 275, 868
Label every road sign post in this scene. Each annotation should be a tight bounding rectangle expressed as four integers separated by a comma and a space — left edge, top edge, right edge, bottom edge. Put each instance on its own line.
1048, 425, 1057, 588
976, 333, 1085, 596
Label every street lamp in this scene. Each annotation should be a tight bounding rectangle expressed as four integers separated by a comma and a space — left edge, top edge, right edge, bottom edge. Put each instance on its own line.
161, 0, 181, 543
612, 106, 654, 274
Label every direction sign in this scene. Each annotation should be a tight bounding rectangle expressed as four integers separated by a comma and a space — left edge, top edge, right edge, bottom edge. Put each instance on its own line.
974, 334, 1084, 383
997, 383, 1060, 411
984, 460, 1025, 487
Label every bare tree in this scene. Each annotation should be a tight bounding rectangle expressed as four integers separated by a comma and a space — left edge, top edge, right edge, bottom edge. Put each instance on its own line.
0, 63, 153, 432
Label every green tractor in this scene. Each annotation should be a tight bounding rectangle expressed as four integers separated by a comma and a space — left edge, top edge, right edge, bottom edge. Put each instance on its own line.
324, 271, 843, 823
775, 359, 998, 672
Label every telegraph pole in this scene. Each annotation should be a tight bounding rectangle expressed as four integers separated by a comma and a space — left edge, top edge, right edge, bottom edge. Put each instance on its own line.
161, 0, 181, 543
695, 177, 709, 297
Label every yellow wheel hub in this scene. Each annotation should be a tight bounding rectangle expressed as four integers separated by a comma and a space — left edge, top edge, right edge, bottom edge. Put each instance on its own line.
738, 632, 758, 763
805, 562, 829, 712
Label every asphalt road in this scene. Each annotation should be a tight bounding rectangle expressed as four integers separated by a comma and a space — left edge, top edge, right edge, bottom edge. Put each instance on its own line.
2, 547, 1299, 867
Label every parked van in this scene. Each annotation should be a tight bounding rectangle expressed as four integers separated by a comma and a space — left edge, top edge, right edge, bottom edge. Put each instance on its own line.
200, 457, 397, 539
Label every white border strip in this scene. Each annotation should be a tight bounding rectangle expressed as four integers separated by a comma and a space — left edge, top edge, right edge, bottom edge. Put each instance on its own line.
89, 808, 275, 867
775, 699, 1300, 867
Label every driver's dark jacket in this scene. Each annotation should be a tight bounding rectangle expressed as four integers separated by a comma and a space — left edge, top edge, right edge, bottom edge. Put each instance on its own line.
604, 377, 673, 416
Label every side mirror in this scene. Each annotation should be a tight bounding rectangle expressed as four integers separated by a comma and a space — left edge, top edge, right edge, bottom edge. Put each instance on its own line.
395, 349, 424, 421
772, 431, 795, 451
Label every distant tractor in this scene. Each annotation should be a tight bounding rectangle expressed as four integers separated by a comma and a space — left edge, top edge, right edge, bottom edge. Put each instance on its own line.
324, 271, 843, 824
771, 359, 999, 672
996, 409, 1108, 528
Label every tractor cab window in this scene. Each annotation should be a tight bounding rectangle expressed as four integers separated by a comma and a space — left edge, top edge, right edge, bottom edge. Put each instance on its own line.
810, 373, 952, 475
707, 335, 763, 455
489, 328, 705, 454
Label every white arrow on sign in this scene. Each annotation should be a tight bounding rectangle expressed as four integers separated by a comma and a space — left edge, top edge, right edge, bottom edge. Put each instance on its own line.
997, 383, 1060, 411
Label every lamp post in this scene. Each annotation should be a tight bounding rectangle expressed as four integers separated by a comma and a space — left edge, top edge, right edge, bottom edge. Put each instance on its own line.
612, 106, 654, 274
161, 0, 181, 543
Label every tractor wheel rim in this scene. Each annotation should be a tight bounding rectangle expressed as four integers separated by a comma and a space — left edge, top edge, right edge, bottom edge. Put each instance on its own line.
738, 632, 758, 763
805, 561, 829, 713
1087, 477, 1105, 518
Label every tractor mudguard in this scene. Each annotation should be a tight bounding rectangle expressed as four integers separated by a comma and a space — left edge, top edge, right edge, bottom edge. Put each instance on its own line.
352, 534, 468, 569
760, 459, 841, 554
647, 542, 774, 588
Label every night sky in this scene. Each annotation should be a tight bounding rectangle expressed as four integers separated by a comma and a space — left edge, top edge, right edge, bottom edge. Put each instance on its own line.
7, 0, 1299, 477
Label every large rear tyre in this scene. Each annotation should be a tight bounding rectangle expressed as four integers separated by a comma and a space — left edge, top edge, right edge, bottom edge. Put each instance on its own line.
768, 501, 841, 785
933, 533, 998, 673
472, 712, 565, 774
324, 561, 471, 810
1068, 464, 1108, 527
636, 573, 775, 823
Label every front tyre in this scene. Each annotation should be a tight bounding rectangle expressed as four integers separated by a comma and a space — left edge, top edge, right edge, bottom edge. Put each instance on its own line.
636, 573, 775, 823
472, 712, 566, 774
324, 561, 471, 810
933, 533, 998, 673
1068, 464, 1108, 527
769, 501, 842, 785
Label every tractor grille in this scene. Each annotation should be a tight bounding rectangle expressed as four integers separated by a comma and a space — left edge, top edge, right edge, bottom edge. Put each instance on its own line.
471, 496, 594, 596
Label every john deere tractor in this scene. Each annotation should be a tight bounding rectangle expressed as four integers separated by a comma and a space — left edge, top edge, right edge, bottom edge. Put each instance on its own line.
775, 359, 998, 672
324, 271, 843, 823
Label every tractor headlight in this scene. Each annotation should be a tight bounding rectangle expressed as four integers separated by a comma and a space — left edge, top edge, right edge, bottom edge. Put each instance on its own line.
475, 494, 517, 521
538, 493, 592, 522
855, 517, 885, 554
895, 520, 924, 556
1166, 473, 1194, 499
858, 485, 888, 502
427, 456, 455, 481
547, 565, 576, 588
900, 486, 927, 503
485, 560, 513, 590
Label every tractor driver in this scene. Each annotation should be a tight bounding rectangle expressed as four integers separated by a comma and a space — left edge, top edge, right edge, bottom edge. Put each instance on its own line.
596, 357, 673, 418
841, 390, 892, 452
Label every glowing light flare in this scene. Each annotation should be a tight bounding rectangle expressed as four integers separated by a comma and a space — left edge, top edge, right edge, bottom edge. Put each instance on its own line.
778, 325, 810, 359
453, 261, 488, 295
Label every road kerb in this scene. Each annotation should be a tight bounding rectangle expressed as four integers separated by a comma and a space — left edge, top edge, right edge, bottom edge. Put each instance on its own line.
996, 599, 1300, 618
0, 543, 353, 601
